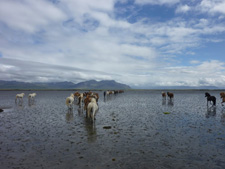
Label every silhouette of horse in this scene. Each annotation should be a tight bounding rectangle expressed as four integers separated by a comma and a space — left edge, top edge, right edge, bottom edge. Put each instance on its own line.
205, 92, 216, 106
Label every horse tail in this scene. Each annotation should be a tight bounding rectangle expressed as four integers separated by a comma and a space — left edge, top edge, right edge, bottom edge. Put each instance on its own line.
91, 104, 98, 122
66, 97, 70, 106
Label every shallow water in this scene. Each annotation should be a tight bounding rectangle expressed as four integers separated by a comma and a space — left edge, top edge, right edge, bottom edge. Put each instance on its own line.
0, 90, 225, 169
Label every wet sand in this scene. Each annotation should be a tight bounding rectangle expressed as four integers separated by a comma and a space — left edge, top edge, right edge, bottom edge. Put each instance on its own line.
0, 90, 225, 169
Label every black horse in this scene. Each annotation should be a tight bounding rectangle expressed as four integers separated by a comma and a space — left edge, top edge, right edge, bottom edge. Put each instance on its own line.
205, 92, 216, 106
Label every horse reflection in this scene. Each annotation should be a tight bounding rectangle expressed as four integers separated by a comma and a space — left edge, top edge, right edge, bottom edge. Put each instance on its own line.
66, 110, 74, 122
84, 118, 97, 143
221, 109, 225, 124
28, 99, 36, 107
15, 101, 24, 109
168, 99, 174, 106
77, 107, 83, 116
206, 105, 216, 118
162, 98, 166, 105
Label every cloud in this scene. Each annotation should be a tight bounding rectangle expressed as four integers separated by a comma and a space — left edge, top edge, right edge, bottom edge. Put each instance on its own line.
0, 0, 225, 88
175, 4, 191, 13
0, 0, 66, 33
0, 58, 115, 83
134, 0, 180, 6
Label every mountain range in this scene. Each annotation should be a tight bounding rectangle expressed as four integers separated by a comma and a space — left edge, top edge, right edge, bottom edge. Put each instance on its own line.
0, 80, 131, 90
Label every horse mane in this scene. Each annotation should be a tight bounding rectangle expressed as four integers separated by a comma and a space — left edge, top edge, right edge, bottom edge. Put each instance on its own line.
205, 92, 211, 97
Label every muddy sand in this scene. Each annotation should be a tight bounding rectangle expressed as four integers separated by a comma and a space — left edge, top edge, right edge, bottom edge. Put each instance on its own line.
0, 90, 225, 169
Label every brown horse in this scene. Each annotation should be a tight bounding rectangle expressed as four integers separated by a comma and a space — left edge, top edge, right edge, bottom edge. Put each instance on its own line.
84, 92, 99, 111
167, 92, 174, 100
220, 92, 225, 105
162, 92, 166, 99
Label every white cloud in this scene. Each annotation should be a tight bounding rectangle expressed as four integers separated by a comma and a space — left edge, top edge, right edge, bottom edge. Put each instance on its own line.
0, 0, 225, 88
190, 60, 200, 64
134, 0, 180, 5
175, 4, 191, 13
0, 0, 66, 33
198, 0, 225, 15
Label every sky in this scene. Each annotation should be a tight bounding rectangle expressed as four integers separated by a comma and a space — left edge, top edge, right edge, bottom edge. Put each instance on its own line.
0, 0, 225, 89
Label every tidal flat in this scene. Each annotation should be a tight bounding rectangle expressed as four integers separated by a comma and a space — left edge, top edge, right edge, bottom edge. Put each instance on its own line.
0, 90, 225, 169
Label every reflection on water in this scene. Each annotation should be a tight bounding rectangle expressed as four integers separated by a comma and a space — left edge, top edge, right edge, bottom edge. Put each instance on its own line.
162, 98, 166, 105
221, 108, 225, 124
77, 107, 83, 116
65, 111, 74, 122
84, 118, 97, 143
206, 105, 216, 118
167, 99, 174, 106
15, 101, 24, 109
28, 99, 36, 107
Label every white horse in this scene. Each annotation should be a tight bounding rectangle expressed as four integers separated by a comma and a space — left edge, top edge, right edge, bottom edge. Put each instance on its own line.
87, 98, 98, 122
66, 93, 75, 109
15, 93, 25, 103
78, 93, 84, 107
28, 93, 36, 101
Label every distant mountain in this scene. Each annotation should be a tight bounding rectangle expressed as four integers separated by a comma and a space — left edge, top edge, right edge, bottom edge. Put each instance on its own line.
0, 80, 131, 90
74, 80, 131, 89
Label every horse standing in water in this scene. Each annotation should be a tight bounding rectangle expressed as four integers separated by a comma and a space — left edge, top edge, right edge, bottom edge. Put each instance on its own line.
220, 92, 225, 106
205, 92, 216, 106
15, 93, 25, 103
162, 92, 166, 99
167, 92, 174, 100
66, 93, 75, 109
87, 98, 98, 123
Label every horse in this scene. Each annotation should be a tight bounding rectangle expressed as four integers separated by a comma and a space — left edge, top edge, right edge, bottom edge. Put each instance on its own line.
162, 92, 166, 99
77, 93, 84, 107
15, 93, 25, 103
220, 92, 225, 106
87, 98, 98, 122
28, 93, 36, 101
167, 92, 174, 100
84, 92, 99, 111
205, 92, 216, 106
66, 93, 75, 109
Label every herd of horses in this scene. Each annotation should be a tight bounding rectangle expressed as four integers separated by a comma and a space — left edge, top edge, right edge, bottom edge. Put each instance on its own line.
67, 90, 124, 122
15, 93, 36, 103
13, 90, 225, 122
66, 91, 100, 122
162, 91, 225, 106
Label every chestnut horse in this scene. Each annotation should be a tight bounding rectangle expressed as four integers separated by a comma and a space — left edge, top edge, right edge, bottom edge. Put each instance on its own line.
220, 92, 225, 106
162, 92, 166, 99
167, 92, 174, 100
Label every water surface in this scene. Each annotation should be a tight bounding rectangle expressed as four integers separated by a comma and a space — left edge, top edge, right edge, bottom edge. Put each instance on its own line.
0, 90, 225, 169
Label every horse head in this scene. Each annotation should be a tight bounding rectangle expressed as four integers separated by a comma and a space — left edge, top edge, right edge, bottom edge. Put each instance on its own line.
205, 92, 211, 97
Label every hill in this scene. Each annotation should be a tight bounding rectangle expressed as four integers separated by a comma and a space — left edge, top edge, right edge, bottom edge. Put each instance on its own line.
73, 80, 131, 89
0, 80, 131, 90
